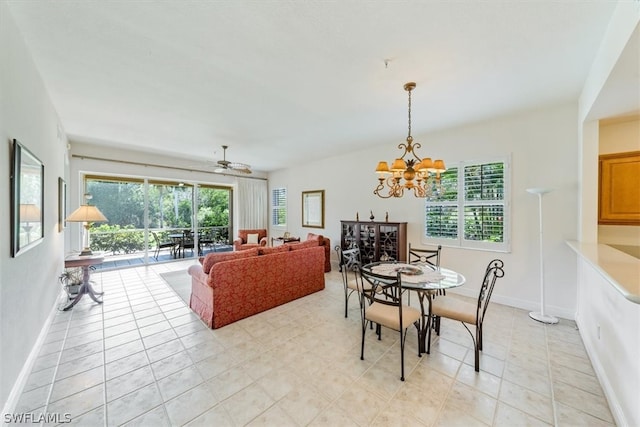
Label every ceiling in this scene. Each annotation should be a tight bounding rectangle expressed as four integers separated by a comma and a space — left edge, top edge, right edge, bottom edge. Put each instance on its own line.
6, 1, 626, 172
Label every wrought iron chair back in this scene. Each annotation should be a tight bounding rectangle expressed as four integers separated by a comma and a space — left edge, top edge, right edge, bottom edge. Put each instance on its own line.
408, 243, 442, 268
335, 245, 363, 318
430, 258, 505, 371
359, 266, 421, 381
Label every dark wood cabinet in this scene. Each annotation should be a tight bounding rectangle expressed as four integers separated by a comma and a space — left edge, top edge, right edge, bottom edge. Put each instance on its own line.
340, 220, 407, 264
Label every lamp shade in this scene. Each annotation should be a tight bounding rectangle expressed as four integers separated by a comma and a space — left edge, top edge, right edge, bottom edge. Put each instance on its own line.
66, 205, 107, 223
417, 157, 433, 172
390, 158, 407, 172
20, 204, 41, 222
432, 159, 447, 173
375, 161, 390, 174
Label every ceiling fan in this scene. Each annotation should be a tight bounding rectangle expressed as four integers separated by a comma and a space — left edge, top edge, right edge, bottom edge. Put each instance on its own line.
214, 145, 252, 174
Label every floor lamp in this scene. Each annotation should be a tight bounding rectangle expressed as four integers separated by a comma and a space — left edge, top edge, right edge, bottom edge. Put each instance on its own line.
526, 188, 558, 324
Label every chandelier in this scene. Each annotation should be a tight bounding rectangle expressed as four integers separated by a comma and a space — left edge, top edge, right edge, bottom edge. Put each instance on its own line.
374, 82, 446, 198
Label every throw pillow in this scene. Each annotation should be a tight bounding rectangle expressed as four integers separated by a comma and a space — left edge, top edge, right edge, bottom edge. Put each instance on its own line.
306, 233, 323, 242
202, 248, 258, 274
247, 233, 259, 244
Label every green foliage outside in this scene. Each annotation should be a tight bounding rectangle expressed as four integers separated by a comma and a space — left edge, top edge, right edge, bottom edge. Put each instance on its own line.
86, 179, 231, 254
91, 224, 144, 254
425, 162, 505, 243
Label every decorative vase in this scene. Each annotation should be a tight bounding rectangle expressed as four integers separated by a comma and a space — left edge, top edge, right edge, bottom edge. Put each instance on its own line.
356, 212, 359, 221
369, 210, 375, 221
385, 212, 389, 222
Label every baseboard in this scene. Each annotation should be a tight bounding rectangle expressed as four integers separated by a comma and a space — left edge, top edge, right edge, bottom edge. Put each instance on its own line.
575, 316, 626, 427
449, 287, 575, 320
1, 292, 65, 423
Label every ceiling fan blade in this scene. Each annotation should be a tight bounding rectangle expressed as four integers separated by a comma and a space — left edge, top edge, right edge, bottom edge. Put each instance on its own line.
234, 167, 252, 174
212, 145, 251, 174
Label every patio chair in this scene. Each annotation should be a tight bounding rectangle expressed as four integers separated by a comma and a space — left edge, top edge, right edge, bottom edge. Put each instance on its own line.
152, 231, 177, 260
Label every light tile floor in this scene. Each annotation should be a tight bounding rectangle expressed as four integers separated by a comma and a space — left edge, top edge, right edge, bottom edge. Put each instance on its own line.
14, 261, 615, 426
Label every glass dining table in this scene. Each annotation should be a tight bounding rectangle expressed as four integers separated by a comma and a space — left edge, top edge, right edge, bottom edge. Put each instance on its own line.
362, 261, 466, 355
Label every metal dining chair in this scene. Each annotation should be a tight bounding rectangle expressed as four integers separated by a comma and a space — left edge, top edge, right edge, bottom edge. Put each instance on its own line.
408, 243, 442, 325
359, 267, 421, 381
335, 245, 366, 318
408, 243, 442, 269
428, 259, 505, 372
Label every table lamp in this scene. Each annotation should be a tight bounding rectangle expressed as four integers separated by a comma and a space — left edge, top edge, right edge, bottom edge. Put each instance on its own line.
19, 203, 41, 244
66, 196, 108, 256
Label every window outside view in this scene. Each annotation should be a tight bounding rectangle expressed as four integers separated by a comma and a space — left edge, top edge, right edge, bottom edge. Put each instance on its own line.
83, 176, 232, 266
425, 161, 507, 251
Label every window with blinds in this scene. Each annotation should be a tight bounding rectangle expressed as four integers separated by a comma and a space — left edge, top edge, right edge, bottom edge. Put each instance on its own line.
425, 159, 509, 251
272, 188, 287, 227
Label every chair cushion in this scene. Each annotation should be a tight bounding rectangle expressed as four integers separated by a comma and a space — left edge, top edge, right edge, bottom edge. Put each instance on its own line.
431, 297, 477, 325
247, 233, 259, 244
258, 245, 291, 256
346, 279, 372, 292
202, 248, 258, 274
365, 302, 421, 332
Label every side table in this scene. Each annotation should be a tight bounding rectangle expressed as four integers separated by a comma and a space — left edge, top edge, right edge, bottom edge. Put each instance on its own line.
62, 254, 104, 311
271, 236, 301, 246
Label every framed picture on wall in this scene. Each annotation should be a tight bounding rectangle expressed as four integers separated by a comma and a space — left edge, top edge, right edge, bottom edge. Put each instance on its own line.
302, 189, 325, 228
58, 177, 66, 232
11, 139, 44, 257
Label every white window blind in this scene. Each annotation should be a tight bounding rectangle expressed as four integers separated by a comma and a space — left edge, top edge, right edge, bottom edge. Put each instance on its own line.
425, 159, 509, 251
271, 188, 287, 227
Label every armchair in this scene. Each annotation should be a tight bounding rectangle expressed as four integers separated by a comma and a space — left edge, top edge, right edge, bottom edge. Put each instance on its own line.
233, 229, 268, 251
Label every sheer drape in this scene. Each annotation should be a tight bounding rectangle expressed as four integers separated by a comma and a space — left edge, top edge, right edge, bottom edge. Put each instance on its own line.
237, 178, 268, 229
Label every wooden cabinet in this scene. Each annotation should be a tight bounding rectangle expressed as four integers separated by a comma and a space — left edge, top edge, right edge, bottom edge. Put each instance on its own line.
340, 220, 407, 264
599, 151, 640, 225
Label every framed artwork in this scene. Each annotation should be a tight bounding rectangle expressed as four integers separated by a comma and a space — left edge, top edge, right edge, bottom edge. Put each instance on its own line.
58, 177, 66, 232
11, 139, 44, 257
302, 189, 324, 229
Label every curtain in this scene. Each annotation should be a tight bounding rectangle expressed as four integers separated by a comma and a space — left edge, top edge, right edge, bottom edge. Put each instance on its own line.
237, 178, 268, 229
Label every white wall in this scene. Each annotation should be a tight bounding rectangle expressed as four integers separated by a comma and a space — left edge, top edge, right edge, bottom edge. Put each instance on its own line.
576, 3, 639, 425
573, 249, 640, 427
0, 2, 69, 412
269, 103, 580, 318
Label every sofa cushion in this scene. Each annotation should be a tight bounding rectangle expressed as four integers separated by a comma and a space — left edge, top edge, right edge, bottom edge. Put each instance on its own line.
247, 233, 259, 244
258, 245, 291, 256
287, 239, 319, 251
202, 248, 258, 274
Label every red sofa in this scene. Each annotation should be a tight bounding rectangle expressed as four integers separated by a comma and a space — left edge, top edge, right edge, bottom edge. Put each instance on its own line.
303, 233, 332, 272
188, 245, 325, 328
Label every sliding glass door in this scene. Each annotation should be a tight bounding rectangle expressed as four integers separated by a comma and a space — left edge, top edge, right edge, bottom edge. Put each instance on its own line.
83, 175, 232, 266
